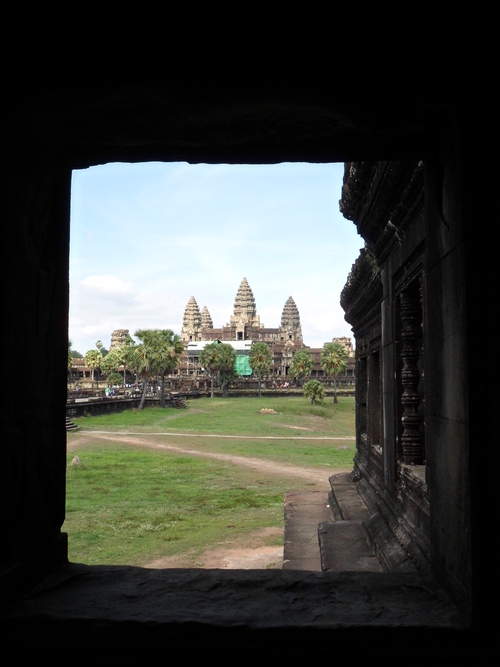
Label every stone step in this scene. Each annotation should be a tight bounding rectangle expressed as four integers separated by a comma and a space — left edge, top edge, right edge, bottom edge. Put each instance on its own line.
283, 472, 419, 574
318, 520, 382, 572
65, 417, 78, 431
328, 472, 372, 522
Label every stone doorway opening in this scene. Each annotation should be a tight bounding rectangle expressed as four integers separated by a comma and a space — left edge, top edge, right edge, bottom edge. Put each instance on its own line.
67, 160, 361, 570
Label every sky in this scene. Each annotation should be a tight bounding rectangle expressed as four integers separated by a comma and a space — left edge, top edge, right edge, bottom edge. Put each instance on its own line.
69, 161, 364, 355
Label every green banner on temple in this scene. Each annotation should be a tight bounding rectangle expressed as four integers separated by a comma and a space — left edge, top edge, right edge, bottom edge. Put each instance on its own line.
235, 355, 252, 376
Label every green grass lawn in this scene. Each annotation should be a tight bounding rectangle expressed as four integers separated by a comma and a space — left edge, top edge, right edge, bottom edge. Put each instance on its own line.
65, 396, 356, 567
73, 395, 355, 437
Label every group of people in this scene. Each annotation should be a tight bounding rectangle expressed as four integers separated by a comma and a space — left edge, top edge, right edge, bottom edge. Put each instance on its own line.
272, 381, 289, 390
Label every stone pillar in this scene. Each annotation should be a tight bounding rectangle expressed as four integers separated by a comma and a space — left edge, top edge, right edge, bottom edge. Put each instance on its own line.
399, 291, 423, 465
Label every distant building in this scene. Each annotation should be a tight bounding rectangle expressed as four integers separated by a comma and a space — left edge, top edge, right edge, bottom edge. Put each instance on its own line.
69, 277, 354, 388
179, 277, 354, 382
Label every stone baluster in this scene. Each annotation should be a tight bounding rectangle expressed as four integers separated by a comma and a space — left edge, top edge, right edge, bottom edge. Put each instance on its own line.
400, 291, 423, 465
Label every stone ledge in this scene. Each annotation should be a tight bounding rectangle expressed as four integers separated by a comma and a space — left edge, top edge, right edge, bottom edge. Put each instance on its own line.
3, 563, 466, 630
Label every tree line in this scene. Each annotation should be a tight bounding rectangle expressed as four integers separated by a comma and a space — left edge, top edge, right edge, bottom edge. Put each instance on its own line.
69, 335, 349, 406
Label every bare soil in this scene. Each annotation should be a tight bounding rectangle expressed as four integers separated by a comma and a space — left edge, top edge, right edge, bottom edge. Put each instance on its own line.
67, 430, 348, 569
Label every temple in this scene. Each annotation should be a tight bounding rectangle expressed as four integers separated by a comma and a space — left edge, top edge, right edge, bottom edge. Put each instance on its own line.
83, 278, 352, 387
181, 277, 303, 344
180, 277, 312, 380
68, 280, 354, 388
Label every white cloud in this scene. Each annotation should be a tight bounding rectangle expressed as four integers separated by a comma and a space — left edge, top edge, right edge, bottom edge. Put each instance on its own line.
81, 275, 134, 296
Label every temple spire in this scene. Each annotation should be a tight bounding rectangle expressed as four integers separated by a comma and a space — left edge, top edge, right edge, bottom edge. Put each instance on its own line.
228, 277, 261, 337
280, 296, 303, 342
181, 296, 202, 342
232, 277, 257, 320
201, 305, 213, 329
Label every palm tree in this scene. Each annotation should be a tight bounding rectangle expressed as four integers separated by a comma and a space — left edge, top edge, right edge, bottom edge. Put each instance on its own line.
156, 329, 184, 407
199, 342, 222, 398
288, 348, 313, 387
132, 329, 184, 409
321, 341, 349, 403
215, 343, 237, 397
85, 348, 103, 389
303, 379, 325, 405
132, 329, 158, 409
118, 334, 137, 387
248, 341, 272, 397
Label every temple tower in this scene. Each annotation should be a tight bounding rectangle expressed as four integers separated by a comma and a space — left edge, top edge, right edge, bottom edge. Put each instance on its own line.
110, 329, 131, 349
279, 296, 303, 343
201, 305, 213, 329
181, 296, 202, 342
228, 277, 261, 339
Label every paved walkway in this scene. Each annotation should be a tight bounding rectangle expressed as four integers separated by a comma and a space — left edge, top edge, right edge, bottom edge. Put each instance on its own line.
283, 490, 333, 570
283, 472, 383, 572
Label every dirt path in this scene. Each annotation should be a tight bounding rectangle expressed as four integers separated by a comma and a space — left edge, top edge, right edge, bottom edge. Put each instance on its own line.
67, 430, 348, 569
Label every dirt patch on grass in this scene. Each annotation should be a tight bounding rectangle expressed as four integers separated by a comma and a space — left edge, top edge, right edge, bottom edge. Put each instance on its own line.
144, 527, 284, 570
67, 431, 337, 490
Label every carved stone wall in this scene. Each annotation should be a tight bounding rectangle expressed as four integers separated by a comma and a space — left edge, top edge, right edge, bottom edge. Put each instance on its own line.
340, 159, 467, 600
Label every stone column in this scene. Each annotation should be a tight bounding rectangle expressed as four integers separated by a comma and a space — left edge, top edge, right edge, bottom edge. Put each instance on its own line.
400, 291, 423, 465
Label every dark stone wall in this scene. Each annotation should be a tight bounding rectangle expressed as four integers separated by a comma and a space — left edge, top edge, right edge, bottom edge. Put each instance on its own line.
3, 147, 71, 596
423, 144, 471, 602
340, 153, 475, 608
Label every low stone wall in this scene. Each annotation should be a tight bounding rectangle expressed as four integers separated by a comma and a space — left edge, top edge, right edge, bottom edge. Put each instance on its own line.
66, 397, 143, 418
66, 388, 355, 418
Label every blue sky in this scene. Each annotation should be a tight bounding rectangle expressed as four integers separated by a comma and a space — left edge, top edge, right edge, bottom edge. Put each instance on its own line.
69, 161, 364, 355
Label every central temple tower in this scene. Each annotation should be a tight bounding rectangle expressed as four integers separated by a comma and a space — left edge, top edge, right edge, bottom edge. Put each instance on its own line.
228, 277, 262, 340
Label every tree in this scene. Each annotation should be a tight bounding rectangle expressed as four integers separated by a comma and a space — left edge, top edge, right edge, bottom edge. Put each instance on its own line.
215, 343, 237, 397
303, 379, 325, 405
100, 348, 122, 386
156, 329, 184, 407
248, 341, 272, 397
321, 341, 349, 403
106, 372, 123, 387
288, 348, 313, 387
132, 329, 158, 409
199, 342, 222, 398
118, 334, 138, 386
132, 329, 183, 409
96, 339, 109, 357
84, 348, 103, 389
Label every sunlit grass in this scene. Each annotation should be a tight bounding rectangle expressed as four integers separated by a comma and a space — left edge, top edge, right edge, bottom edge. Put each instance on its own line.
65, 396, 355, 566
73, 395, 355, 437
66, 448, 285, 566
